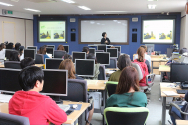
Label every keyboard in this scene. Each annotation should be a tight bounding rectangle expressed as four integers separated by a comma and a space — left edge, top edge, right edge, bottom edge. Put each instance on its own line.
176, 90, 188, 94
57, 104, 70, 112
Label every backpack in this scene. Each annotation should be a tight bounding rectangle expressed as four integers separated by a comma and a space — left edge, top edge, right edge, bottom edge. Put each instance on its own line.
133, 59, 149, 86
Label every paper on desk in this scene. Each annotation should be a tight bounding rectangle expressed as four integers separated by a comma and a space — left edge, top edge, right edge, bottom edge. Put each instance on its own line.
163, 91, 179, 96
0, 94, 13, 103
87, 80, 98, 85
107, 71, 115, 74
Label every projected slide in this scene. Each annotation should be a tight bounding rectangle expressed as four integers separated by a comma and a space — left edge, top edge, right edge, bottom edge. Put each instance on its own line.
39, 21, 66, 42
142, 20, 174, 44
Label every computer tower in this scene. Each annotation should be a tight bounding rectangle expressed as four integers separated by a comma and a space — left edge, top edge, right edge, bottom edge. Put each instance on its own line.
88, 92, 102, 109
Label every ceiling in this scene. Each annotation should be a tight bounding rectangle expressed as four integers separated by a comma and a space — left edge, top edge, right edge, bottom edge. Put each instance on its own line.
0, 0, 186, 15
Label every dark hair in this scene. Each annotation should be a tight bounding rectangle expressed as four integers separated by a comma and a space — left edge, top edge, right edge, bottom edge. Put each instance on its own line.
117, 54, 132, 70
38, 45, 47, 54
115, 66, 140, 94
0, 43, 5, 51
173, 48, 179, 52
20, 57, 35, 69
6, 43, 14, 49
87, 53, 98, 64
179, 48, 188, 54
82, 46, 89, 53
63, 54, 72, 60
15, 43, 21, 51
140, 45, 147, 52
19, 66, 44, 91
9, 51, 20, 61
19, 46, 24, 56
102, 32, 106, 37
57, 45, 65, 51
137, 47, 145, 62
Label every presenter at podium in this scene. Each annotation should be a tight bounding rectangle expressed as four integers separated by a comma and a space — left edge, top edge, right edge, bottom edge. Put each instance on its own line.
101, 32, 111, 45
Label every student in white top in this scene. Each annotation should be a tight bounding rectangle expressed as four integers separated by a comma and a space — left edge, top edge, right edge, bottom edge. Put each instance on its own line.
134, 45, 151, 66
0, 43, 6, 64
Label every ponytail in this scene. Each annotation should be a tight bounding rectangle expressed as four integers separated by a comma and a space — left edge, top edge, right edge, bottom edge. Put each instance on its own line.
137, 47, 145, 62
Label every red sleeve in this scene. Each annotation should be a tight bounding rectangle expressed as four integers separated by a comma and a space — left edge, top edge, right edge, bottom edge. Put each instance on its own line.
46, 99, 67, 125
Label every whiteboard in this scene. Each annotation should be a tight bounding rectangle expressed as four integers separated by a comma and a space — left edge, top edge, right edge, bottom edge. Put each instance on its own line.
79, 19, 129, 44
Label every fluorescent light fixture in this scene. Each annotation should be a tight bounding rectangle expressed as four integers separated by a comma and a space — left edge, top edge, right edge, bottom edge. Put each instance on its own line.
90, 21, 95, 24
148, 0, 158, 1
78, 6, 91, 10
148, 4, 157, 9
117, 22, 121, 23
61, 0, 75, 3
0, 2, 13, 6
24, 8, 41, 12
113, 20, 118, 22
97, 23, 100, 25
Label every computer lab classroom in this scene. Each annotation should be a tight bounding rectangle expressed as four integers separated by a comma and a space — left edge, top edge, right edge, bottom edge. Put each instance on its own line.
0, 0, 188, 125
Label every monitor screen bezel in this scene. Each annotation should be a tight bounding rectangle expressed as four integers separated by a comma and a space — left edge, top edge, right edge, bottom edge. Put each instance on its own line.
72, 51, 86, 63
114, 46, 121, 53
95, 52, 110, 65
46, 47, 54, 57
75, 59, 95, 77
97, 45, 107, 52
46, 45, 55, 49
107, 48, 118, 58
27, 46, 38, 54
89, 48, 96, 54
63, 45, 69, 54
24, 49, 36, 60
45, 58, 63, 69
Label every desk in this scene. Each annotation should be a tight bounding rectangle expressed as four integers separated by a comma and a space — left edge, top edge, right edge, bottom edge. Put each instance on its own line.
0, 64, 44, 68
160, 83, 183, 125
151, 58, 167, 74
159, 65, 170, 73
176, 120, 188, 125
0, 101, 89, 125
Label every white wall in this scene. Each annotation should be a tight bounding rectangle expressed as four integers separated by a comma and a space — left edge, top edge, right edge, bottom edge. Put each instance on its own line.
180, 11, 188, 49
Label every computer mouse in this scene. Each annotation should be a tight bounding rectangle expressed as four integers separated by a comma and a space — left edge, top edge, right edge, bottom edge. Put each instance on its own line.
73, 104, 78, 109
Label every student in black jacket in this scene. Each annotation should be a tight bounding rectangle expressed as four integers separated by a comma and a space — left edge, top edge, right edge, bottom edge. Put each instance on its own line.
101, 32, 110, 45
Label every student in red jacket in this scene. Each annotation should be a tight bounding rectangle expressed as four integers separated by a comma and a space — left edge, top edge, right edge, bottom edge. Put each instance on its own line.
9, 66, 67, 125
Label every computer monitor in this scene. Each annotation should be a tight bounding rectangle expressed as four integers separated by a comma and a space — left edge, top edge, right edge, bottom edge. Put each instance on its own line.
63, 45, 69, 53
96, 52, 110, 65
41, 69, 68, 97
45, 58, 63, 69
24, 49, 35, 59
72, 52, 86, 63
89, 48, 95, 55
5, 49, 15, 60
27, 46, 37, 54
0, 68, 22, 93
170, 63, 188, 82
107, 48, 118, 58
114, 46, 121, 52
47, 45, 55, 49
167, 48, 174, 58
75, 59, 95, 77
97, 45, 106, 52
46, 47, 54, 57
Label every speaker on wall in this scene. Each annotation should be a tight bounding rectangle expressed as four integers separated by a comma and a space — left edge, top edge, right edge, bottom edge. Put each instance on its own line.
71, 33, 76, 41
132, 33, 137, 42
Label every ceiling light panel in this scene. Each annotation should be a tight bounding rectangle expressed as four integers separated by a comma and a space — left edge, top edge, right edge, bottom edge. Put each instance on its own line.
0, 2, 13, 6
148, 4, 157, 9
24, 8, 41, 12
78, 6, 91, 10
61, 0, 75, 3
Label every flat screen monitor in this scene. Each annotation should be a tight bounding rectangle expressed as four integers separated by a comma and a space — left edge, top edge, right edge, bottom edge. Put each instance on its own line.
107, 48, 118, 58
45, 58, 63, 69
63, 45, 69, 53
46, 47, 54, 57
5, 49, 15, 60
97, 45, 106, 52
47, 45, 55, 49
27, 46, 37, 54
0, 68, 22, 93
89, 48, 95, 55
114, 46, 121, 52
167, 48, 174, 58
170, 63, 188, 82
96, 52, 110, 65
41, 69, 68, 96
75, 59, 95, 77
72, 52, 86, 63
24, 49, 35, 59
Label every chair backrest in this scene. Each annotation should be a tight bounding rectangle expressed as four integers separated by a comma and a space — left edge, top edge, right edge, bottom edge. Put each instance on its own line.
54, 50, 66, 58
104, 107, 149, 125
105, 58, 117, 68
106, 81, 118, 97
98, 65, 106, 80
4, 61, 21, 69
132, 63, 143, 81
35, 54, 44, 64
60, 79, 87, 102
0, 112, 30, 125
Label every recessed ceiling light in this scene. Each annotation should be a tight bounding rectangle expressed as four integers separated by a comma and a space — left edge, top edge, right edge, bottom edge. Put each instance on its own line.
78, 6, 91, 10
113, 20, 118, 22
24, 8, 41, 12
148, 0, 158, 1
0, 2, 13, 6
117, 22, 121, 23
61, 0, 75, 3
148, 4, 157, 9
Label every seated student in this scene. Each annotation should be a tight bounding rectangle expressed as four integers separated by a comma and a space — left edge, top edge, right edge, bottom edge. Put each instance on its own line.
9, 66, 67, 124
15, 43, 21, 51
0, 43, 6, 63
9, 51, 20, 61
179, 48, 188, 55
87, 53, 100, 80
134, 45, 151, 66
20, 57, 35, 69
106, 66, 147, 107
38, 45, 50, 63
57, 44, 65, 51
63, 53, 72, 60
19, 46, 24, 60
59, 59, 94, 125
108, 54, 132, 82
82, 46, 89, 58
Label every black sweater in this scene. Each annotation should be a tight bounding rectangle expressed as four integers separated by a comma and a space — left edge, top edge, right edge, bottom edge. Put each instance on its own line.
101, 37, 110, 45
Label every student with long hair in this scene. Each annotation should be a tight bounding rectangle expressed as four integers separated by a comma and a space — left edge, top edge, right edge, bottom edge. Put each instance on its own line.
82, 46, 89, 58
38, 45, 50, 63
0, 43, 6, 63
57, 44, 65, 51
106, 66, 147, 108
9, 51, 20, 61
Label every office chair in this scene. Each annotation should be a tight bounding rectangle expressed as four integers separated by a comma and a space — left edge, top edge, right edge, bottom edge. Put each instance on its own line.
4, 61, 21, 69
106, 81, 118, 97
104, 107, 149, 125
98, 65, 106, 80
105, 58, 117, 69
35, 54, 44, 64
54, 50, 66, 58
96, 50, 104, 52
0, 112, 30, 125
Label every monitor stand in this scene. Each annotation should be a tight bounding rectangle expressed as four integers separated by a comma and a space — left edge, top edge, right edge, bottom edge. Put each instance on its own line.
50, 96, 63, 104
180, 82, 188, 89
